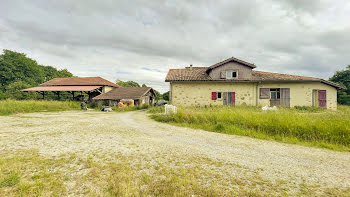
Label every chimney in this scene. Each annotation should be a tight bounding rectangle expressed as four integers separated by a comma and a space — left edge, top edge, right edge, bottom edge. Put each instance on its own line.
189, 64, 193, 71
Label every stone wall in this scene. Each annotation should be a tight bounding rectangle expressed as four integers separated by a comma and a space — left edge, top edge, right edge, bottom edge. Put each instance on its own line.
170, 81, 338, 110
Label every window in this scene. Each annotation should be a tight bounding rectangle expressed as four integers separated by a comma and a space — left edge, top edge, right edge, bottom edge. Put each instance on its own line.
270, 88, 280, 99
226, 71, 238, 79
217, 92, 222, 100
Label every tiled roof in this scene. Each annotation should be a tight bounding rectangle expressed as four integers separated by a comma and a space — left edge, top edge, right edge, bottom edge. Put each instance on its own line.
22, 86, 102, 92
165, 68, 343, 89
93, 87, 154, 100
40, 77, 120, 87
165, 67, 211, 81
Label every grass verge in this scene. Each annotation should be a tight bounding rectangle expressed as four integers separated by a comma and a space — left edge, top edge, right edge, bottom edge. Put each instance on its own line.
0, 99, 80, 116
150, 105, 350, 151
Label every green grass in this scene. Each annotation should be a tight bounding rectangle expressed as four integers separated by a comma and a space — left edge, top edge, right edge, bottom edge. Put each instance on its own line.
150, 105, 350, 151
0, 99, 80, 116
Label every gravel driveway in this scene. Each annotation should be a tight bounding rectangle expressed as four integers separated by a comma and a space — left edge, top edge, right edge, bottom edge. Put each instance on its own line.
0, 110, 349, 195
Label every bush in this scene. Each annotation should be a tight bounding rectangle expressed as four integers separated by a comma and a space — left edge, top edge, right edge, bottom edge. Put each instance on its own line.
5, 81, 37, 100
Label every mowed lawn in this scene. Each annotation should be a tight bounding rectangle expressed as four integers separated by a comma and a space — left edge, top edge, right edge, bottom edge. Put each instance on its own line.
151, 105, 350, 151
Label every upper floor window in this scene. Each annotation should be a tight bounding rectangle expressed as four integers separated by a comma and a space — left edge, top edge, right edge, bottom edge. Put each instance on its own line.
226, 71, 237, 79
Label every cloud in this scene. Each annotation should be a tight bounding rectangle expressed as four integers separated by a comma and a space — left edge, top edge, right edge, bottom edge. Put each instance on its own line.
0, 0, 349, 93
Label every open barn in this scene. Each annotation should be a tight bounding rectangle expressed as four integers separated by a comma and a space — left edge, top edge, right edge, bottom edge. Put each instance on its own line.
22, 77, 120, 102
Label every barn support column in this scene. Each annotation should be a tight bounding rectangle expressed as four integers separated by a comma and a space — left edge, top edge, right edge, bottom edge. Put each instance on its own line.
54, 91, 60, 100
71, 91, 75, 100
41, 91, 45, 99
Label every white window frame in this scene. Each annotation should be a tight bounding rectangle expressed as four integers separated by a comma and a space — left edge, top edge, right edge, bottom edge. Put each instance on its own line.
226, 71, 238, 79
217, 92, 222, 100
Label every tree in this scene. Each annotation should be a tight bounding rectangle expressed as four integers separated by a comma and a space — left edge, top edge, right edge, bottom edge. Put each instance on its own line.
162, 91, 169, 101
329, 65, 350, 105
5, 81, 37, 100
0, 49, 74, 99
116, 80, 140, 87
141, 84, 147, 87
153, 89, 161, 99
0, 49, 45, 91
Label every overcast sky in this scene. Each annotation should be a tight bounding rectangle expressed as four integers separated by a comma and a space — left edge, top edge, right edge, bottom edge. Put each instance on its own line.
1, 0, 349, 93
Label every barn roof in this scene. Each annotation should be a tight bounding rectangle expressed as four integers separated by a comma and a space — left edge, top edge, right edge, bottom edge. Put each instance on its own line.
93, 87, 155, 100
40, 77, 120, 87
22, 86, 102, 92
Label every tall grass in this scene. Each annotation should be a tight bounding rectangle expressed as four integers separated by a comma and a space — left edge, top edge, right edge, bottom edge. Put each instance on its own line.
0, 100, 80, 116
151, 105, 350, 151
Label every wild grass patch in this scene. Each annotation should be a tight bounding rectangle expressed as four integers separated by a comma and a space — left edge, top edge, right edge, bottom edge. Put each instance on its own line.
150, 105, 350, 151
0, 99, 80, 116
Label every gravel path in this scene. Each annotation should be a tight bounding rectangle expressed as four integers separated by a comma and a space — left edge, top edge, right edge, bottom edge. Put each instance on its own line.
0, 110, 349, 193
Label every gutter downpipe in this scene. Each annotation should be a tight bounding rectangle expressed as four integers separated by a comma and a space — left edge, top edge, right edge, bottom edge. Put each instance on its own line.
256, 81, 260, 106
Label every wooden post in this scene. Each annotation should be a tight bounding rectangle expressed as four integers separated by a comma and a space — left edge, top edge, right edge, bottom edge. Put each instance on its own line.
71, 91, 75, 100
42, 91, 45, 99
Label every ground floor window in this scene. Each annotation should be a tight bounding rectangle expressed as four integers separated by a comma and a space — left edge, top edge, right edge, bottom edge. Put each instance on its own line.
217, 92, 222, 100
270, 88, 280, 100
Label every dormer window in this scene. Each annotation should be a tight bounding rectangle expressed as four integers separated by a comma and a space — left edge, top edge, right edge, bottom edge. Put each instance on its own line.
226, 71, 238, 79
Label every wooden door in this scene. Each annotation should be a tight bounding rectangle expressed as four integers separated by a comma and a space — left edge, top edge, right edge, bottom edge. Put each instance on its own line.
280, 88, 290, 107
223, 92, 235, 106
223, 92, 228, 105
318, 90, 327, 108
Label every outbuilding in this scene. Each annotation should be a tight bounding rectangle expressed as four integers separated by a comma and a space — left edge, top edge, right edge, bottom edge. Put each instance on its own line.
22, 76, 120, 102
93, 87, 156, 106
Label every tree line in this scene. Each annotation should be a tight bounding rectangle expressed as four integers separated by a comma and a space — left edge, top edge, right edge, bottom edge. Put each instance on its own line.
0, 50, 73, 100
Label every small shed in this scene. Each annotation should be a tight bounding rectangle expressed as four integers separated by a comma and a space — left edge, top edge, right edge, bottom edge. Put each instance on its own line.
93, 87, 156, 106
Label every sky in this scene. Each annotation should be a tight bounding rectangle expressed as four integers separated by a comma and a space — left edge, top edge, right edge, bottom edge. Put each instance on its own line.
0, 0, 349, 93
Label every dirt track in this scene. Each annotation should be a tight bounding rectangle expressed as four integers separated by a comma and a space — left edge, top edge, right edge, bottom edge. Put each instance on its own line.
0, 110, 349, 194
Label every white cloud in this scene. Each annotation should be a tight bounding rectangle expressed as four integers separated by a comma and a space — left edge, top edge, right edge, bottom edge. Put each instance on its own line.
0, 0, 349, 93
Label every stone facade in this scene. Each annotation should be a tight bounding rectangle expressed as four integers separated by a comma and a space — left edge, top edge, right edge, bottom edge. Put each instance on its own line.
170, 81, 337, 110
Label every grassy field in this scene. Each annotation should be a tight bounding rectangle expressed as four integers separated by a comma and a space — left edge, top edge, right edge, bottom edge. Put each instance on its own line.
150, 105, 350, 151
0, 100, 80, 116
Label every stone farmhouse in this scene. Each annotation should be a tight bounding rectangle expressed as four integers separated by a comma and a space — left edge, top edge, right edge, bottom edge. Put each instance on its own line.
165, 57, 343, 110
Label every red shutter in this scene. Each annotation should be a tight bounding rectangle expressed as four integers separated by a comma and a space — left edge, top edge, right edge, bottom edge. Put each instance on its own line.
232, 92, 235, 105
212, 92, 217, 100
318, 90, 327, 108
